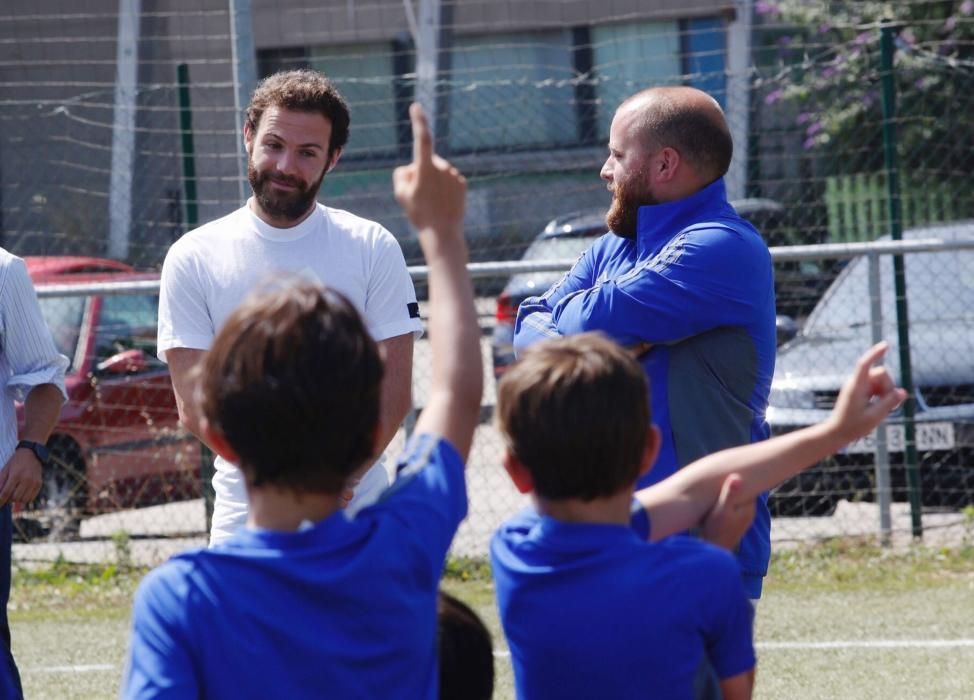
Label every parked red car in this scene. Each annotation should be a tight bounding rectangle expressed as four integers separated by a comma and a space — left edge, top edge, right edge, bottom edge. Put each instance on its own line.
16, 257, 200, 537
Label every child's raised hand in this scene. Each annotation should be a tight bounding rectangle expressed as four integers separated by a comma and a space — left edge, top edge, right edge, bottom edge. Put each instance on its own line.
393, 103, 466, 240
826, 342, 907, 445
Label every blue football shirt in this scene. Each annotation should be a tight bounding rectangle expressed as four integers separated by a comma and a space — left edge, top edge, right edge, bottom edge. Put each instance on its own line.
491, 506, 755, 700
122, 433, 466, 699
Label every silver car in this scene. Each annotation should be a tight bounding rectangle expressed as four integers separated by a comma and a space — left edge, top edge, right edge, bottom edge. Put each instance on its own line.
767, 221, 974, 515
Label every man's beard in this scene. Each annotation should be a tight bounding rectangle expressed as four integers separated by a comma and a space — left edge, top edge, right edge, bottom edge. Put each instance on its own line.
248, 159, 326, 224
606, 178, 657, 239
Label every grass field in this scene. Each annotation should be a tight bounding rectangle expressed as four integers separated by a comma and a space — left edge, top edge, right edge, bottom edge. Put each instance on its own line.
10, 539, 974, 699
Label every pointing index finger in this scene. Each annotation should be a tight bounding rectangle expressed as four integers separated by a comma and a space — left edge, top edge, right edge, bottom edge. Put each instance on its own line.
410, 102, 433, 166
856, 341, 889, 379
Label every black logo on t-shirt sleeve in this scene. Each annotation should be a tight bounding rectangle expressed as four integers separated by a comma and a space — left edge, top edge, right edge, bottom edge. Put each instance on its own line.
407, 302, 420, 319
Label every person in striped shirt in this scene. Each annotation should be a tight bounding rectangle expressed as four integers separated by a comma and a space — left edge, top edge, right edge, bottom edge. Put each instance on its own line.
0, 248, 67, 699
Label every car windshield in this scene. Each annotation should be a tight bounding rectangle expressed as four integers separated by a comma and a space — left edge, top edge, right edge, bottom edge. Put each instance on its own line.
522, 233, 602, 262
804, 248, 974, 336
93, 294, 164, 370
37, 295, 87, 369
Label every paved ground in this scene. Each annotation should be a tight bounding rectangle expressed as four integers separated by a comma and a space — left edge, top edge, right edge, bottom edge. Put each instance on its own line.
12, 424, 526, 566
13, 306, 522, 567
19, 500, 972, 567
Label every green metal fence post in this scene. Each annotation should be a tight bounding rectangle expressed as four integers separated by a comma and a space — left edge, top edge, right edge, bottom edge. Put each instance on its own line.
880, 22, 923, 539
176, 62, 213, 532
177, 63, 198, 231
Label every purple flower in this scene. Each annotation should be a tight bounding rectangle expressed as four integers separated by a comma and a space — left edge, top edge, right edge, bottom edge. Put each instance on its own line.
796, 111, 811, 125
818, 23, 833, 35
944, 16, 958, 33
853, 31, 872, 47
764, 88, 784, 105
806, 121, 824, 137
803, 136, 819, 150
755, 1, 780, 17
777, 35, 793, 48
961, 1, 973, 16
822, 66, 838, 81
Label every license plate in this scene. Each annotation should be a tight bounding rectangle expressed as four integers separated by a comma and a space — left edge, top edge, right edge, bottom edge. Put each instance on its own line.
843, 422, 955, 454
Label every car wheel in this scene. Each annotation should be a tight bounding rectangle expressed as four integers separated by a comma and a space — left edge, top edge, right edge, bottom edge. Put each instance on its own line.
17, 438, 86, 542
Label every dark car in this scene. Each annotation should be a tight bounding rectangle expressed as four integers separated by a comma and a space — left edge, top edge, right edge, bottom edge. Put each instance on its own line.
491, 210, 608, 377
766, 221, 974, 516
16, 257, 200, 538
491, 201, 832, 378
732, 198, 839, 320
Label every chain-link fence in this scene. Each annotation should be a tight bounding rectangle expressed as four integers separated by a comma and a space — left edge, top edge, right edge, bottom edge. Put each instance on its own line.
10, 235, 974, 564
4, 3, 972, 260
4, 1, 974, 564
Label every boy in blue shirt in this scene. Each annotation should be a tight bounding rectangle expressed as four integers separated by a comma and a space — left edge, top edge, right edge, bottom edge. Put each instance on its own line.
492, 336, 904, 699
122, 104, 482, 699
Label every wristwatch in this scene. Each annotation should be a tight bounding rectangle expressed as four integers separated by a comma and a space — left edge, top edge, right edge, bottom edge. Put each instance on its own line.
16, 440, 51, 467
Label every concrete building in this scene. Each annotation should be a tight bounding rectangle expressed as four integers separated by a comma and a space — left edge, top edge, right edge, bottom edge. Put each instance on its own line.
0, 0, 748, 266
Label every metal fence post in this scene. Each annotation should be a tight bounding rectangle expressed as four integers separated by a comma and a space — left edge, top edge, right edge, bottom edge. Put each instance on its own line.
229, 0, 257, 203
407, 0, 453, 143
404, 404, 417, 438
868, 252, 892, 545
880, 22, 923, 538
201, 445, 215, 533
108, 0, 141, 261
176, 61, 209, 529
176, 64, 198, 231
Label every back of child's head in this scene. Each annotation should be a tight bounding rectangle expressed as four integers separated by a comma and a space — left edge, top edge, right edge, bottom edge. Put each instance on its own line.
438, 590, 494, 700
496, 332, 650, 500
196, 279, 383, 493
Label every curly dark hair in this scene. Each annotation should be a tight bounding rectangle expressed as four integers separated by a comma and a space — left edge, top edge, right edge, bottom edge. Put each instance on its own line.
245, 69, 350, 158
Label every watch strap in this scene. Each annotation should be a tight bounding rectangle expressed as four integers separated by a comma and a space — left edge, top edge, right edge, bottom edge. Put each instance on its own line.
16, 440, 50, 466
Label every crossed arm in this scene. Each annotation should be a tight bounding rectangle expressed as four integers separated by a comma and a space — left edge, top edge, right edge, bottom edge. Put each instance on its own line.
514, 228, 770, 358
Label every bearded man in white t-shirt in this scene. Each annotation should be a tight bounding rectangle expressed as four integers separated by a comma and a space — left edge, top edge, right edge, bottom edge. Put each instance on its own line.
158, 69, 423, 545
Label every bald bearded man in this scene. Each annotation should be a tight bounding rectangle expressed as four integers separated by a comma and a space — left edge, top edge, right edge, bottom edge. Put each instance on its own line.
514, 86, 777, 602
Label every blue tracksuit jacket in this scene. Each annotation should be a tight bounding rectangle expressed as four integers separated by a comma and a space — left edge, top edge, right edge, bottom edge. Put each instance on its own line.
513, 178, 777, 597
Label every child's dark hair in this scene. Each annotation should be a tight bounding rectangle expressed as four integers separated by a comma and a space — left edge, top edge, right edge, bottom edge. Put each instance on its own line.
438, 590, 494, 700
496, 333, 650, 500
197, 279, 382, 493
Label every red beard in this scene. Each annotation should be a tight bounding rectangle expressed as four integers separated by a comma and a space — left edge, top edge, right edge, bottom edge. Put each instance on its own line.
606, 177, 657, 239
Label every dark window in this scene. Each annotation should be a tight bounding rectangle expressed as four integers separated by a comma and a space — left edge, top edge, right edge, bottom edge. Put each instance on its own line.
682, 16, 727, 107
592, 21, 682, 139
257, 47, 311, 78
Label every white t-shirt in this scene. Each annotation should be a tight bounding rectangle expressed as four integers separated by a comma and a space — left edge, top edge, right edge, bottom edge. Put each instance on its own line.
158, 201, 423, 545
